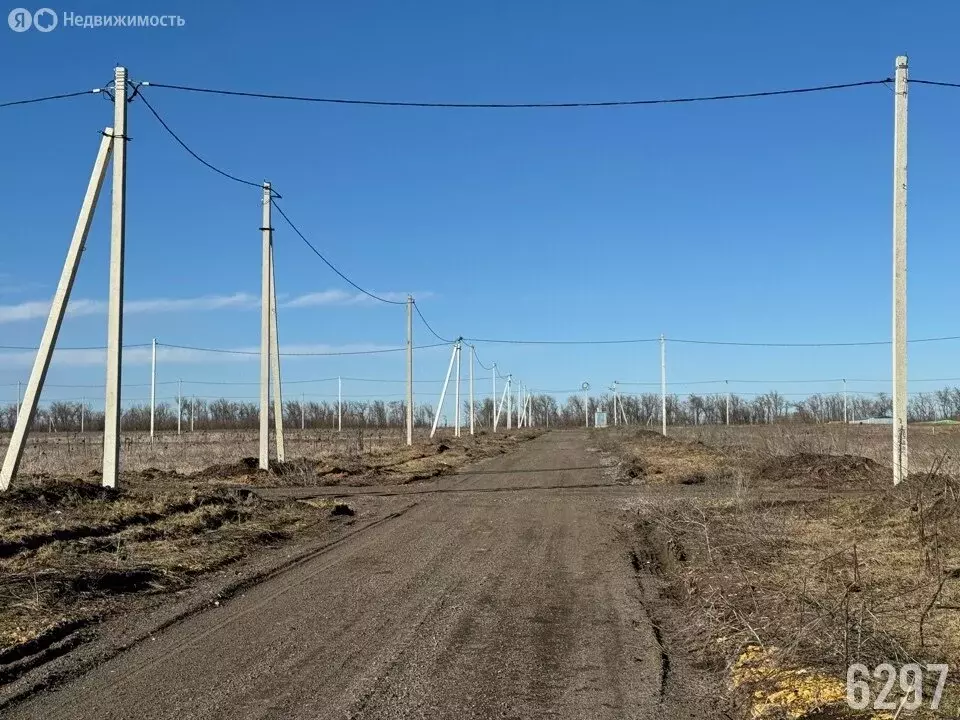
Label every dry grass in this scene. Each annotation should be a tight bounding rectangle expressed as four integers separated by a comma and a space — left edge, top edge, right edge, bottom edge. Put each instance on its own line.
0, 428, 541, 488
610, 425, 960, 718
0, 479, 330, 667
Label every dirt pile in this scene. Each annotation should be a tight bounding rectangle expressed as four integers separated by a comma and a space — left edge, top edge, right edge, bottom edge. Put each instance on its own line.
754, 452, 885, 488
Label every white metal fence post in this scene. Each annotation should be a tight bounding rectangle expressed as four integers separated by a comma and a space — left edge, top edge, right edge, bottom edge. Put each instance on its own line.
892, 54, 909, 485
259, 182, 272, 470
102, 67, 129, 489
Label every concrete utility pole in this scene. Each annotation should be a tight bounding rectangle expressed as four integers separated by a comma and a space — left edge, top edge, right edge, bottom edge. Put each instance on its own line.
259, 182, 272, 470
430, 343, 458, 438
150, 338, 157, 441
102, 66, 128, 489
0, 127, 113, 491
843, 379, 848, 424
725, 380, 730, 426
80, 398, 85, 434
583, 384, 589, 428
454, 340, 462, 438
177, 379, 182, 436
338, 376, 342, 431
492, 363, 497, 432
660, 334, 667, 436
892, 55, 909, 486
269, 243, 285, 461
469, 344, 475, 435
517, 382, 524, 429
612, 381, 618, 426
507, 375, 513, 430
406, 295, 413, 445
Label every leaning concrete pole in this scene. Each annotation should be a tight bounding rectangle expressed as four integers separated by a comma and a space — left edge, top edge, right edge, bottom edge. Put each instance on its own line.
0, 130, 113, 491
259, 182, 272, 470
269, 242, 285, 461
103, 66, 128, 489
892, 55, 909, 485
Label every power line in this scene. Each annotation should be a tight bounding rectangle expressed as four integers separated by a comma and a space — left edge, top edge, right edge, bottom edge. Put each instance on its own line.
270, 200, 405, 305
669, 335, 960, 347
156, 341, 446, 356
912, 79, 960, 89
0, 89, 101, 110
144, 78, 891, 110
470, 344, 495, 372
0, 343, 151, 351
465, 336, 659, 345
413, 301, 455, 343
137, 89, 272, 193
137, 91, 411, 315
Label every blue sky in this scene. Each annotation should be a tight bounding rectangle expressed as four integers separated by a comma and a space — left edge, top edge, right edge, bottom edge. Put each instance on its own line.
2, 0, 960, 415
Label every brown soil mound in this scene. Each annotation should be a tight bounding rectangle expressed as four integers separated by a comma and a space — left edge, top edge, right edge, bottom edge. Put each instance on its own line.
0, 479, 118, 509
755, 452, 885, 488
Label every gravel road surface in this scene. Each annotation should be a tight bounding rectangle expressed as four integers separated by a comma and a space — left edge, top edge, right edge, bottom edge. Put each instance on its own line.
7, 431, 710, 719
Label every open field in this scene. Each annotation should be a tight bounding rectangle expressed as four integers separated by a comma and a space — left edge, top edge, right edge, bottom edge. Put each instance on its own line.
598, 424, 960, 718
4, 422, 960, 717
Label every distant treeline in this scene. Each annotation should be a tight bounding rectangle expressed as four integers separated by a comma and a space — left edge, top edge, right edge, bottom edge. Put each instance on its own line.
0, 389, 953, 432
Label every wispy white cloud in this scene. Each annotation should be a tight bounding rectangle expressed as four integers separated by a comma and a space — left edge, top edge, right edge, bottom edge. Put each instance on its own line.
0, 289, 425, 324
0, 273, 46, 296
281, 290, 423, 308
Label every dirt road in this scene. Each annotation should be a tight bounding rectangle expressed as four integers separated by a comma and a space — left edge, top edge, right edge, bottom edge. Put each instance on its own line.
6, 431, 709, 720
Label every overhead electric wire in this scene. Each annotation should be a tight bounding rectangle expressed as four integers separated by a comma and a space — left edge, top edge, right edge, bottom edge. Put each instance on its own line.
137, 90, 414, 314
413, 301, 455, 343
464, 336, 659, 346
156, 341, 446, 356
0, 343, 151, 351
144, 79, 891, 110
470, 344, 495, 372
669, 334, 960, 347
137, 90, 271, 192
912, 79, 960, 89
460, 333, 960, 347
270, 200, 406, 306
0, 89, 101, 109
